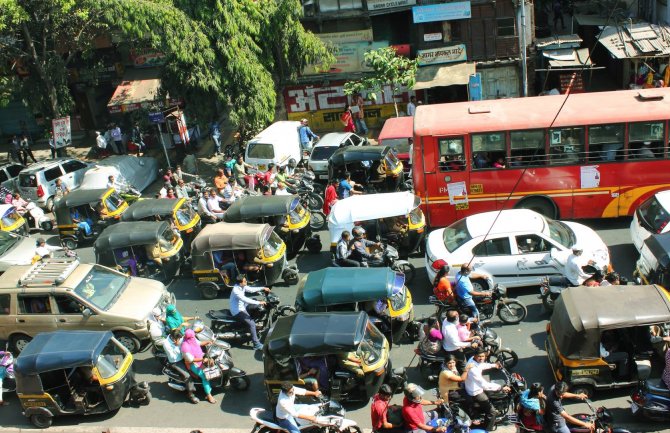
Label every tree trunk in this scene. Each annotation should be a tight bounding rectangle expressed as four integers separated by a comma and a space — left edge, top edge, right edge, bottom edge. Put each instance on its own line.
21, 22, 60, 118
393, 101, 399, 117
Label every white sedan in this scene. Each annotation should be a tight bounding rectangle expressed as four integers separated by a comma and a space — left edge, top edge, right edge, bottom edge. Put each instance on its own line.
630, 190, 670, 253
424, 209, 610, 289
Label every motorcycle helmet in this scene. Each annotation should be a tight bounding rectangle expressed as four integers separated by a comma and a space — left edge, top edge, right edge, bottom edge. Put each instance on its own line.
352, 227, 366, 238
571, 243, 584, 253
403, 383, 425, 403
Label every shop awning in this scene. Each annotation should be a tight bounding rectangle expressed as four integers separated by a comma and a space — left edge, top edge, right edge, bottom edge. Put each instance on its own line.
598, 23, 670, 59
107, 68, 164, 114
413, 62, 476, 90
545, 48, 593, 68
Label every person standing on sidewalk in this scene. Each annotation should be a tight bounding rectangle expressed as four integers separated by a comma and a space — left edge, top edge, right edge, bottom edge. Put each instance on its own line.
553, 0, 565, 30
352, 93, 368, 136
20, 134, 37, 165
110, 124, 124, 154
210, 118, 222, 157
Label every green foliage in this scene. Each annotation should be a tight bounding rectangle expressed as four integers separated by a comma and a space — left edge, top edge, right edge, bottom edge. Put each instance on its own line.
344, 47, 418, 117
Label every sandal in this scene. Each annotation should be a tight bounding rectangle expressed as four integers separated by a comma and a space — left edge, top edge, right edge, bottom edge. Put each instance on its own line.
206, 396, 217, 404
188, 395, 200, 404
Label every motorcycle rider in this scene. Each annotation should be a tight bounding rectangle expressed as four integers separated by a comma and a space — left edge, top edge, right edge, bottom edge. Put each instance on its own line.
565, 244, 595, 286
454, 264, 490, 321
442, 310, 478, 367
336, 230, 360, 267
544, 381, 591, 433
350, 227, 383, 267
371, 384, 402, 433
464, 349, 511, 431
275, 381, 322, 433
163, 329, 199, 404
401, 383, 446, 433
230, 275, 270, 351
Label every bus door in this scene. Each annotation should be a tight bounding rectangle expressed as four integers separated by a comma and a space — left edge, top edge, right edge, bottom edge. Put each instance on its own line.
422, 135, 469, 227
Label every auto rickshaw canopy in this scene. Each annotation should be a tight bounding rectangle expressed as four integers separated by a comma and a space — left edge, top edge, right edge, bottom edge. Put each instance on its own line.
121, 198, 182, 221
296, 268, 404, 310
643, 234, 670, 269
15, 330, 113, 376
94, 221, 170, 250
551, 284, 670, 359
223, 195, 301, 222
191, 222, 274, 253
266, 311, 369, 360
329, 145, 391, 166
54, 188, 111, 219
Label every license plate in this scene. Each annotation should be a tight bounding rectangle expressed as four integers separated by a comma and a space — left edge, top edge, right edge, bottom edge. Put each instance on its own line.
630, 402, 639, 414
258, 164, 266, 171
319, 174, 328, 179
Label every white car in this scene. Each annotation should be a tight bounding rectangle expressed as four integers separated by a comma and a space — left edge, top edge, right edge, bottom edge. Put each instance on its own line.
630, 190, 670, 252
308, 132, 366, 180
424, 209, 610, 289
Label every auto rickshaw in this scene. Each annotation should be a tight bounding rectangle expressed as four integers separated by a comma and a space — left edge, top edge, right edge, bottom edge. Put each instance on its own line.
0, 204, 27, 235
14, 330, 150, 429
223, 195, 317, 258
634, 233, 670, 287
121, 198, 200, 254
94, 221, 183, 283
295, 267, 414, 345
328, 191, 426, 257
263, 311, 405, 404
328, 145, 404, 193
545, 284, 670, 398
191, 222, 299, 299
55, 188, 128, 249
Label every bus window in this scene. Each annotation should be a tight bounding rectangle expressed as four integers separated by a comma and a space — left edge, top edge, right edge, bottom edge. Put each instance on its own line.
628, 121, 665, 160
588, 124, 624, 162
471, 133, 506, 170
549, 127, 584, 165
510, 129, 546, 166
437, 137, 465, 172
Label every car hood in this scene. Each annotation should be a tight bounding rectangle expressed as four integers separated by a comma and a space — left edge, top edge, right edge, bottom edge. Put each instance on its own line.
106, 277, 166, 321
0, 237, 38, 271
561, 221, 610, 266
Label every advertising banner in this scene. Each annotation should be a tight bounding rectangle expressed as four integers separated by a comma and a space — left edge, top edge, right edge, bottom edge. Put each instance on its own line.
412, 1, 471, 23
367, 0, 416, 11
51, 117, 71, 149
304, 41, 388, 75
416, 44, 467, 65
316, 29, 373, 44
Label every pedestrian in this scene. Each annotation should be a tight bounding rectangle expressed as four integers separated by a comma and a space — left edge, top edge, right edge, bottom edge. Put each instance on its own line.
9, 135, 21, 164
340, 105, 356, 133
298, 119, 319, 153
19, 134, 37, 165
352, 93, 368, 136
48, 131, 57, 159
132, 123, 145, 156
110, 123, 124, 154
407, 96, 417, 116
210, 118, 222, 157
323, 178, 338, 216
553, 0, 565, 30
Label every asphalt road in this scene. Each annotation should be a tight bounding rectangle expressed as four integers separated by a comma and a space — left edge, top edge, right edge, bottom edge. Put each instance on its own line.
0, 217, 665, 432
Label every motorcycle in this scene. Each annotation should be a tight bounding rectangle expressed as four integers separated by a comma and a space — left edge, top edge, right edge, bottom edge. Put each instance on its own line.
249, 397, 361, 433
285, 172, 324, 212
430, 284, 527, 325
24, 201, 53, 232
629, 359, 670, 422
539, 264, 602, 313
566, 400, 630, 433
207, 292, 296, 345
333, 243, 416, 284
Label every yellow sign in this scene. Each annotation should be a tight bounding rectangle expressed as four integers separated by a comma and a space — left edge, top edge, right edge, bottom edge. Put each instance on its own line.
571, 369, 600, 377
470, 184, 483, 194
455, 203, 469, 210
288, 104, 397, 131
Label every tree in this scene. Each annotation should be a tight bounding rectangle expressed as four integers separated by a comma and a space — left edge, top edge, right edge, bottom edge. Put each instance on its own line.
343, 47, 418, 117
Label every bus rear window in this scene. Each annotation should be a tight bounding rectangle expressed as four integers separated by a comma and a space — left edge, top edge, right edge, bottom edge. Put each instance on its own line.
442, 219, 472, 252
247, 143, 275, 159
638, 195, 670, 234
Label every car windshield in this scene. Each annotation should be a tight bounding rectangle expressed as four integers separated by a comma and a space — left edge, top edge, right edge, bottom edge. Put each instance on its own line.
310, 146, 340, 161
263, 231, 284, 258
104, 192, 125, 213
175, 203, 196, 227
96, 339, 127, 379
1, 208, 21, 227
74, 265, 129, 311
383, 138, 411, 154
638, 195, 670, 234
0, 231, 17, 255
357, 322, 385, 365
546, 218, 575, 248
443, 219, 472, 253
247, 142, 275, 159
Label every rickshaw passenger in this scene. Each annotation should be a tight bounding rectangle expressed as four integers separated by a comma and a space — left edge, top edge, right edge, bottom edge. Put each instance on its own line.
297, 356, 329, 391
212, 250, 237, 281
600, 330, 628, 377
145, 242, 163, 266
114, 248, 138, 276
230, 275, 271, 351
71, 207, 93, 235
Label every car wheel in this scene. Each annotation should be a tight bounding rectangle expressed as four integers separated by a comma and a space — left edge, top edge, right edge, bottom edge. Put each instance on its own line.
199, 282, 219, 300
471, 278, 488, 292
114, 331, 140, 353
30, 413, 52, 429
10, 333, 32, 353
45, 197, 55, 213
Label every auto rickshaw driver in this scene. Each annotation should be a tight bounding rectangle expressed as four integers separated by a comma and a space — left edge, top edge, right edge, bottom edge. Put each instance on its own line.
351, 227, 383, 267
73, 366, 103, 407
71, 207, 93, 236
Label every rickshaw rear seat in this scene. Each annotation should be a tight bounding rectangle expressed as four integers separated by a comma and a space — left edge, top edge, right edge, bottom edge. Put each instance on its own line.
647, 379, 670, 396
208, 309, 236, 322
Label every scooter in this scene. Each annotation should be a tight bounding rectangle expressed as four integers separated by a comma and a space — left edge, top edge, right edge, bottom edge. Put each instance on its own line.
249, 397, 360, 433
24, 202, 53, 231
539, 264, 601, 313
629, 359, 670, 422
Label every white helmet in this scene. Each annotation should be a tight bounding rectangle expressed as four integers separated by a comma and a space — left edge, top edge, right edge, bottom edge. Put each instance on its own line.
571, 244, 584, 253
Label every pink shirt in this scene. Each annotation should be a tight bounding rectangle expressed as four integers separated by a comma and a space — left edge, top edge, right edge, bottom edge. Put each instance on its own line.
456, 323, 470, 342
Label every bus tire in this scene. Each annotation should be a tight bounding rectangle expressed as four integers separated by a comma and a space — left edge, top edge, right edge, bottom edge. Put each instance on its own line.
516, 197, 557, 219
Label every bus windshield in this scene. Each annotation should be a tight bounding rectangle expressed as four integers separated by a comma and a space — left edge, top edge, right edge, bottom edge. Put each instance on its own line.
442, 219, 472, 253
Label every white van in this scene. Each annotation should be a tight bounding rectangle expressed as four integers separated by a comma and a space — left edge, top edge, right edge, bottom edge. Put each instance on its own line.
245, 121, 302, 171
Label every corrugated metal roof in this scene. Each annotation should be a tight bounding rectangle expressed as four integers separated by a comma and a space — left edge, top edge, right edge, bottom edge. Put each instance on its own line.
598, 23, 670, 59
547, 48, 593, 68
535, 34, 583, 49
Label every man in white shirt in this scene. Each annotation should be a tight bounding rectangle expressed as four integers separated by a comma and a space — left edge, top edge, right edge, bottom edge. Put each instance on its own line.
230, 275, 270, 351
206, 189, 226, 220
275, 381, 322, 433
197, 189, 217, 223
465, 350, 510, 430
35, 238, 61, 259
564, 245, 593, 286
162, 329, 199, 404
275, 182, 291, 196
95, 131, 107, 157
442, 310, 475, 366
407, 96, 417, 116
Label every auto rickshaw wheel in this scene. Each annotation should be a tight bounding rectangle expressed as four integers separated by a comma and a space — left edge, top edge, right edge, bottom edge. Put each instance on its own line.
283, 269, 299, 285
569, 384, 594, 399
309, 211, 327, 232
9, 333, 32, 353
114, 331, 140, 353
61, 237, 78, 250
199, 282, 219, 300
541, 293, 555, 313
341, 427, 362, 433
30, 413, 53, 429
230, 375, 251, 391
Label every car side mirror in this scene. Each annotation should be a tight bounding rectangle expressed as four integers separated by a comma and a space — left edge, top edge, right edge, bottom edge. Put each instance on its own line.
550, 247, 558, 259
82, 308, 93, 317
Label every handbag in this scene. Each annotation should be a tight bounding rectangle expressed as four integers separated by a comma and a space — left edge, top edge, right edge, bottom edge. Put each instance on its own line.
202, 365, 221, 380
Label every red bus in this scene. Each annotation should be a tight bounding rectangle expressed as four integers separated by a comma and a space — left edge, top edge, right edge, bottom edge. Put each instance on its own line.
412, 88, 670, 228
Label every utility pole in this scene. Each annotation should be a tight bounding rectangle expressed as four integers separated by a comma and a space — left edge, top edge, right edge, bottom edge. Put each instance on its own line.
518, 0, 528, 97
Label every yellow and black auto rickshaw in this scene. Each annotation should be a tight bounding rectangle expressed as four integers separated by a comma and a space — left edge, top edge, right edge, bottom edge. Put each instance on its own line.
55, 188, 128, 249
0, 204, 27, 235
121, 198, 200, 254
328, 145, 404, 194
94, 221, 184, 282
546, 284, 670, 398
14, 330, 150, 429
191, 222, 299, 299
223, 195, 317, 258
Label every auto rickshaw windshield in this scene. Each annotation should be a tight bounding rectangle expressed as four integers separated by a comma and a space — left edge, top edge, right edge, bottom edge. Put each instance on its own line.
104, 192, 125, 213
74, 266, 129, 311
159, 228, 176, 252
409, 208, 423, 225
263, 231, 284, 258
288, 201, 307, 225
96, 339, 127, 379
2, 208, 20, 227
175, 203, 196, 227
546, 218, 576, 248
389, 273, 407, 311
357, 322, 385, 365
384, 151, 400, 170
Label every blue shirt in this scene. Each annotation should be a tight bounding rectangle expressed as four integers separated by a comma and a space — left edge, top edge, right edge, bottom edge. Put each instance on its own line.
455, 272, 474, 301
210, 122, 221, 138
298, 125, 317, 144
339, 179, 352, 198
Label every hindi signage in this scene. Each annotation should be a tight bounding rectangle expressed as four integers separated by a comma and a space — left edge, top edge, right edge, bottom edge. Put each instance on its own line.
51, 117, 71, 149
416, 44, 467, 65
316, 29, 373, 44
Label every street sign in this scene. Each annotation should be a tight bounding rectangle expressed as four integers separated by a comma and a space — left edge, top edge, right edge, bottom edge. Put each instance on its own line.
51, 117, 71, 148
469, 73, 483, 101
148, 112, 165, 123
